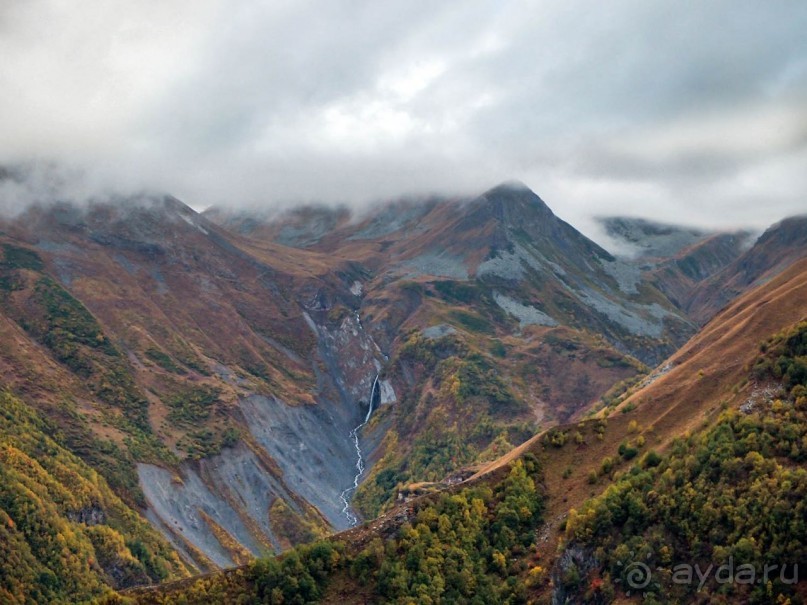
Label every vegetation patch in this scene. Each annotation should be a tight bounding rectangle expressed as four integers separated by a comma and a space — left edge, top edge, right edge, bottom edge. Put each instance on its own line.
164, 385, 221, 426
561, 320, 807, 604
268, 499, 326, 551
0, 391, 188, 603
357, 330, 531, 518
448, 309, 494, 334
431, 280, 480, 304
129, 457, 545, 604
144, 348, 186, 375
177, 425, 239, 460
0, 243, 45, 272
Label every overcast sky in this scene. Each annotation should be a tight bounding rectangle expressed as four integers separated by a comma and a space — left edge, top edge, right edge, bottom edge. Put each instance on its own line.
1, 0, 805, 236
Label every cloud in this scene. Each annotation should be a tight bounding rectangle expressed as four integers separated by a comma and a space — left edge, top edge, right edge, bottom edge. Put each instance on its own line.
1, 0, 805, 234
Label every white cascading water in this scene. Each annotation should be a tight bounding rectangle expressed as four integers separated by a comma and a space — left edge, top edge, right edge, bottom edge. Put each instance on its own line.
339, 373, 379, 526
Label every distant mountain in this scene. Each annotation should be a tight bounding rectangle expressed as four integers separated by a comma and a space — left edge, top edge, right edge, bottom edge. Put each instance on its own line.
597, 215, 715, 259
211, 183, 697, 366
641, 230, 753, 308
686, 214, 807, 323
597, 214, 807, 325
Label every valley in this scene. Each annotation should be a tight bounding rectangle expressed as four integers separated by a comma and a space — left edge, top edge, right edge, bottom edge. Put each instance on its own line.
3, 3, 803, 603
127, 233, 807, 605
0, 180, 805, 603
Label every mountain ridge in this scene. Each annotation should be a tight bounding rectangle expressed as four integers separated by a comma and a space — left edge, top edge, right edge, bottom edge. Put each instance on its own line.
127, 255, 807, 605
1, 181, 806, 600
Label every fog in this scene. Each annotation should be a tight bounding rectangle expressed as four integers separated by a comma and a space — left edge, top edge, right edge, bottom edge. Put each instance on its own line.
1, 0, 805, 236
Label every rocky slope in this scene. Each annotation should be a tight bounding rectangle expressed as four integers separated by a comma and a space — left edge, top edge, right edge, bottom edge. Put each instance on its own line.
599, 213, 807, 325
1, 197, 389, 572
127, 257, 807, 604
1, 180, 805, 598
213, 183, 699, 366
686, 214, 807, 323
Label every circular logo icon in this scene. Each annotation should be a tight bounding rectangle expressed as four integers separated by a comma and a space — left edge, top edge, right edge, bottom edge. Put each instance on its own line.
625, 562, 651, 590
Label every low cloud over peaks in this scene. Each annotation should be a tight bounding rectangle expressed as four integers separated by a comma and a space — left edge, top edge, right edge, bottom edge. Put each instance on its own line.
1, 0, 805, 232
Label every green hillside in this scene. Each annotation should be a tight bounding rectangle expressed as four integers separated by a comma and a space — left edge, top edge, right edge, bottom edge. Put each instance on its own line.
0, 391, 189, 604
560, 320, 807, 604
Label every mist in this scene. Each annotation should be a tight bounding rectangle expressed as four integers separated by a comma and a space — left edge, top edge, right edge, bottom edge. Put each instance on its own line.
1, 0, 806, 236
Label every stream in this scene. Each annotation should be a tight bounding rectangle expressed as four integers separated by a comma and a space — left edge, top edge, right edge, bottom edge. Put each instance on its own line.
338, 373, 379, 526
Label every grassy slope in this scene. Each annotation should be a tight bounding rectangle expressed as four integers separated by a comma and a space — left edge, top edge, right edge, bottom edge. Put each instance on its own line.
558, 319, 807, 603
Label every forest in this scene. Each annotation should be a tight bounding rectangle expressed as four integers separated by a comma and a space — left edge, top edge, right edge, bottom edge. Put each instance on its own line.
561, 320, 807, 603
0, 391, 188, 604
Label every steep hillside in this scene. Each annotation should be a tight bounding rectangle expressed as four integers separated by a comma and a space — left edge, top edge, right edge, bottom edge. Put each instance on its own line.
597, 216, 714, 259
1, 184, 670, 576
124, 455, 547, 605
597, 215, 756, 318
558, 318, 807, 604
687, 215, 807, 323
1, 198, 389, 571
1, 178, 803, 600
0, 390, 189, 604
209, 183, 705, 522
602, 214, 807, 328
122, 229, 807, 605
483, 257, 807, 547
213, 184, 697, 367
647, 231, 754, 309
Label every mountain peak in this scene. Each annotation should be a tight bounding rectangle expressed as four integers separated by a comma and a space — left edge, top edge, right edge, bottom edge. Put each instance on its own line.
487, 179, 531, 192
481, 180, 545, 204
468, 181, 555, 225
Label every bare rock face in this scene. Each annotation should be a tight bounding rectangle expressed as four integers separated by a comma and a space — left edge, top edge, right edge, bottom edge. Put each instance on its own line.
66, 504, 107, 526
136, 296, 390, 567
551, 544, 601, 605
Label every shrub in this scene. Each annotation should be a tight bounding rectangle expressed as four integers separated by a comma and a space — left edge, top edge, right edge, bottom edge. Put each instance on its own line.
643, 450, 662, 468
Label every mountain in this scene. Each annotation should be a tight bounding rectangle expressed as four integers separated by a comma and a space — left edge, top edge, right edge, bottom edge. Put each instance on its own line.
127, 256, 807, 605
1, 196, 399, 571
597, 216, 717, 259
1, 179, 805, 601
211, 183, 697, 366
686, 214, 807, 323
600, 214, 807, 326
645, 230, 754, 309
597, 215, 755, 309
0, 183, 687, 577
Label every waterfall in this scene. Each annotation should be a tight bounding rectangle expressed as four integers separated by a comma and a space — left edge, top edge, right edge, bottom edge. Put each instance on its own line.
365, 374, 379, 423
339, 372, 380, 526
